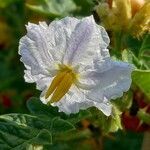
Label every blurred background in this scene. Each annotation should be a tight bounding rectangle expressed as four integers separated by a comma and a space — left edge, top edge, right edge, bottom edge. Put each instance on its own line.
0, 0, 149, 149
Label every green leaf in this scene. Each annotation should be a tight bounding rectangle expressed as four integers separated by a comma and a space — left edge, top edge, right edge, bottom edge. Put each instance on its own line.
0, 114, 52, 149
27, 144, 43, 150
0, 119, 51, 149
65, 110, 92, 124
141, 55, 150, 69
0, 113, 76, 149
0, 113, 51, 130
132, 70, 150, 99
139, 34, 150, 69
33, 129, 52, 145
73, 0, 94, 16
27, 97, 92, 124
108, 106, 122, 132
94, 106, 122, 133
26, 0, 77, 17
137, 109, 150, 125
0, 0, 19, 8
111, 92, 133, 112
122, 49, 134, 63
139, 34, 150, 56
0, 113, 75, 133
125, 34, 150, 69
125, 35, 142, 57
103, 106, 122, 133
51, 118, 75, 133
54, 129, 91, 142
27, 97, 63, 118
122, 49, 140, 68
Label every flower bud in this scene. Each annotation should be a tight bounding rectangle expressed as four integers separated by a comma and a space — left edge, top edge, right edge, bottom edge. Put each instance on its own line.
129, 1, 150, 38
112, 0, 132, 29
130, 0, 146, 16
96, 0, 132, 31
95, 3, 113, 30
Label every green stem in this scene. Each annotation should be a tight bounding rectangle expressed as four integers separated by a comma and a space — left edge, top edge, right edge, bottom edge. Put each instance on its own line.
114, 31, 123, 51
113, 31, 124, 59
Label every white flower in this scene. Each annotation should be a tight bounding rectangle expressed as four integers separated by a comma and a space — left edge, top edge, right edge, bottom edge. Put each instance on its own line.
19, 16, 133, 116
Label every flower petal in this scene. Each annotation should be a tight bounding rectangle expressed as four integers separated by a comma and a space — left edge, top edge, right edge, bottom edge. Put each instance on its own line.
63, 16, 110, 72
19, 17, 80, 76
86, 60, 133, 102
46, 17, 80, 62
24, 68, 52, 91
50, 86, 112, 116
19, 22, 53, 75
19, 16, 133, 116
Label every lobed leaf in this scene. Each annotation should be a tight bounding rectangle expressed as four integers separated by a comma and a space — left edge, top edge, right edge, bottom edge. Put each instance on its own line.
0, 113, 76, 149
50, 118, 75, 134
27, 97, 92, 124
132, 70, 150, 99
26, 0, 77, 17
27, 97, 62, 118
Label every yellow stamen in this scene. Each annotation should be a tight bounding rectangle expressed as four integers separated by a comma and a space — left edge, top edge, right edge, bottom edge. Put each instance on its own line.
45, 65, 77, 103
50, 73, 73, 103
45, 71, 67, 99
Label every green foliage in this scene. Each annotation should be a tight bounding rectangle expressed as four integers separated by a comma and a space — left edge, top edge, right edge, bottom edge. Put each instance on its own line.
139, 34, 150, 56
138, 109, 150, 125
125, 35, 143, 57
139, 34, 150, 69
104, 131, 143, 150
111, 92, 133, 112
50, 118, 75, 133
96, 106, 122, 133
27, 97, 62, 118
73, 0, 94, 16
26, 0, 77, 18
0, 98, 93, 149
0, 117, 52, 149
125, 34, 150, 69
122, 49, 141, 68
0, 0, 20, 8
122, 34, 150, 101
132, 70, 150, 99
27, 97, 92, 124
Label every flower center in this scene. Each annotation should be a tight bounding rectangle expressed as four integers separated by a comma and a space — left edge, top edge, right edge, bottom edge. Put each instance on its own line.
45, 64, 78, 103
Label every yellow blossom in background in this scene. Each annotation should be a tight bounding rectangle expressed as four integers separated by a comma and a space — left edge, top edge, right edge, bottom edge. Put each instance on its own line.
129, 1, 150, 38
112, 0, 132, 30
95, 2, 115, 30
130, 0, 145, 16
96, 0, 132, 31
96, 0, 149, 38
